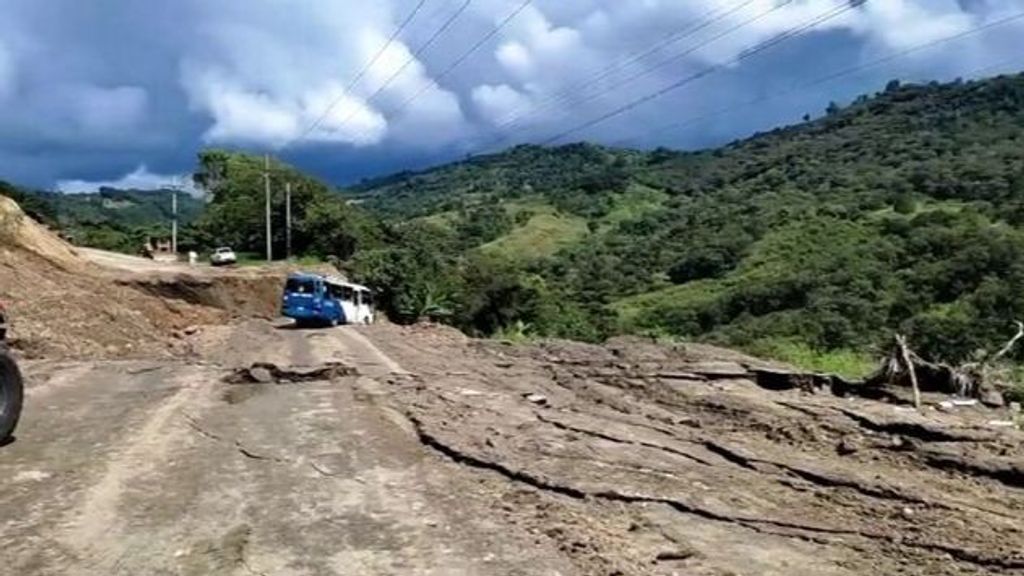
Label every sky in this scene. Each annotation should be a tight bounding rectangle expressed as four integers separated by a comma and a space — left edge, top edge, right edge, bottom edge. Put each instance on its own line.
0, 0, 1022, 192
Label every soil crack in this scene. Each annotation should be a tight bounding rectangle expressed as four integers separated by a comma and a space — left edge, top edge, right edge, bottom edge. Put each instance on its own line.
536, 413, 715, 467
409, 414, 1024, 570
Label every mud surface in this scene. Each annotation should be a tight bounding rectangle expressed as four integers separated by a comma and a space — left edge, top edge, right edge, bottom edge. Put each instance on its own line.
1, 319, 1022, 575
368, 323, 1024, 576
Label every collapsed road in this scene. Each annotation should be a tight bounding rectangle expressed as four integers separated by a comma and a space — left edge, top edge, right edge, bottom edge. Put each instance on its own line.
1, 317, 1022, 576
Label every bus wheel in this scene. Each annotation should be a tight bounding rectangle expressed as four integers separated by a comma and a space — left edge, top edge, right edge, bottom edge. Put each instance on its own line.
0, 349, 24, 444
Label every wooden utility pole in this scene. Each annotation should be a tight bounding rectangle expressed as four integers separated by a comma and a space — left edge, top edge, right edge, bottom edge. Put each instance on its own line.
171, 184, 178, 256
285, 182, 292, 260
264, 154, 273, 262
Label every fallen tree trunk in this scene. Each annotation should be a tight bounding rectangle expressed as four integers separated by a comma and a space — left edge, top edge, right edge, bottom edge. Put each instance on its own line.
865, 322, 1023, 405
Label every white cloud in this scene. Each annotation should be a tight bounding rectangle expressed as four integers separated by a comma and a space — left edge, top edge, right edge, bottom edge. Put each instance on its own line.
299, 82, 388, 146
0, 0, 1022, 187
472, 83, 529, 123
496, 41, 534, 78
178, 1, 467, 150
57, 165, 197, 195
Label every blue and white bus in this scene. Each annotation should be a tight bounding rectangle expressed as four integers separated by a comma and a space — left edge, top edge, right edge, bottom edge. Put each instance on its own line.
281, 273, 375, 327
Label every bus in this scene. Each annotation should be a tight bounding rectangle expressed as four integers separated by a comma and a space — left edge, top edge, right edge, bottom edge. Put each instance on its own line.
281, 273, 375, 327
325, 276, 376, 325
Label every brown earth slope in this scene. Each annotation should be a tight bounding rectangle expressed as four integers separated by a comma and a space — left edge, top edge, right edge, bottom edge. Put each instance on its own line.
0, 195, 224, 359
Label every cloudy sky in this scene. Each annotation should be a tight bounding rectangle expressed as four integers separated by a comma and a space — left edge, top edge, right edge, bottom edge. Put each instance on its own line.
1, 0, 1022, 192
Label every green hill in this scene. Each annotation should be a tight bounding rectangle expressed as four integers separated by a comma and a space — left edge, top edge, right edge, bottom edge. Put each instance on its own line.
10, 71, 1024, 372
350, 72, 1024, 367
0, 182, 205, 253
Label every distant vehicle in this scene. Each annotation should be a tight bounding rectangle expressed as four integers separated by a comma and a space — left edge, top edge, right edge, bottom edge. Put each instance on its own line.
0, 302, 23, 443
210, 247, 237, 266
280, 273, 375, 327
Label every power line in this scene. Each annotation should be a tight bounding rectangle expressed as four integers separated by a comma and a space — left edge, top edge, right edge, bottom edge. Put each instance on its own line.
365, 0, 532, 134
481, 0, 800, 153
489, 0, 762, 134
332, 0, 474, 135
536, 0, 863, 147
291, 0, 429, 146
610, 9, 1024, 148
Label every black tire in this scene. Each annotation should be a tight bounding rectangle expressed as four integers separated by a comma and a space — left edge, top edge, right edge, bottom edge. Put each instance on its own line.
0, 348, 24, 442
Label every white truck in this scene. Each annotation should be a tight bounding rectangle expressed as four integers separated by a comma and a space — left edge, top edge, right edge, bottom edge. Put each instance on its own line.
210, 247, 237, 266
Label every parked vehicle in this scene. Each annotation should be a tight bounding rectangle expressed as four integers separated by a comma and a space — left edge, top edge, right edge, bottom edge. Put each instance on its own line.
210, 247, 237, 266
280, 273, 376, 327
0, 302, 23, 443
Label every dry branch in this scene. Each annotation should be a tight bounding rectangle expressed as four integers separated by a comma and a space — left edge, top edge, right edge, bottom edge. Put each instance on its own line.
989, 320, 1024, 364
868, 321, 1024, 405
895, 334, 921, 410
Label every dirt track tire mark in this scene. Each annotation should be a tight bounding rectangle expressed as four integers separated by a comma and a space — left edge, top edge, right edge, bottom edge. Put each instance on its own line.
56, 366, 215, 574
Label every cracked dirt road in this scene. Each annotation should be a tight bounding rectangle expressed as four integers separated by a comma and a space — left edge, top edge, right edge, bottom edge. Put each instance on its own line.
2, 319, 1023, 575
0, 321, 575, 576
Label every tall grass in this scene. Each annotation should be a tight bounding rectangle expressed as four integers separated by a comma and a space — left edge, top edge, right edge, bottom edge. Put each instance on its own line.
748, 340, 877, 380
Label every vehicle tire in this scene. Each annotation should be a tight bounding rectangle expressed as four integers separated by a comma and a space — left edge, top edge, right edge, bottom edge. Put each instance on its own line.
0, 348, 24, 443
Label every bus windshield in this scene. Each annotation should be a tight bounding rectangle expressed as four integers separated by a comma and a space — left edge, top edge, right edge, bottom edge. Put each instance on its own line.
285, 278, 317, 295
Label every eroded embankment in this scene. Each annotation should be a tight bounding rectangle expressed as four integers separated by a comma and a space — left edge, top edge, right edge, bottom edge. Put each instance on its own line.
1, 197, 228, 359
118, 272, 287, 320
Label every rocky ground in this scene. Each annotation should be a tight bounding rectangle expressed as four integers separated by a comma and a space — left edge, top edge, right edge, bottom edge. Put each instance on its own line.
368, 323, 1024, 576
3, 317, 1020, 575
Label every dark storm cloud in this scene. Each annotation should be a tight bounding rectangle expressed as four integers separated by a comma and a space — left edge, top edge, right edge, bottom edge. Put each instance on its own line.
0, 0, 1020, 190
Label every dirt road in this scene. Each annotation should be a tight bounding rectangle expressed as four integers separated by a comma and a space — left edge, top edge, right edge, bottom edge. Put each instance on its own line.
2, 320, 1022, 575
0, 321, 573, 575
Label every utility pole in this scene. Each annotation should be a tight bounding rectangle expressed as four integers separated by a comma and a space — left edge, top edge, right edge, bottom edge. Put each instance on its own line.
171, 181, 178, 256
264, 154, 273, 262
285, 182, 293, 260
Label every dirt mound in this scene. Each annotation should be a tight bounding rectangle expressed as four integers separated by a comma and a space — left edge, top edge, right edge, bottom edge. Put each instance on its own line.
0, 195, 226, 359
0, 195, 83, 271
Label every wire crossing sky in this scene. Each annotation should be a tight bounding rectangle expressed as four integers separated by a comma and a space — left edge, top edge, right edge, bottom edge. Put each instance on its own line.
0, 0, 1021, 190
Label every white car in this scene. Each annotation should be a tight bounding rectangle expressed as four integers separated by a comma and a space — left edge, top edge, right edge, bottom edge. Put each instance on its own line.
210, 247, 237, 266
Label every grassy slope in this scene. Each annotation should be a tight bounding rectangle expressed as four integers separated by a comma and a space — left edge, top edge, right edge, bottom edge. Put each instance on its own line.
480, 203, 589, 261
350, 73, 1024, 374
602, 183, 668, 228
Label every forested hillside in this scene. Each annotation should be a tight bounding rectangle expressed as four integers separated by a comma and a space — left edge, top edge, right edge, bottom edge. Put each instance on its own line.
5, 71, 1024, 374
0, 182, 204, 253
350, 72, 1024, 371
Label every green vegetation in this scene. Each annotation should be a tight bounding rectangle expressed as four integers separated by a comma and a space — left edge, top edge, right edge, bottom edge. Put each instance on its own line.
5, 71, 1024, 374
0, 181, 204, 253
348, 72, 1024, 367
744, 340, 877, 380
481, 204, 588, 261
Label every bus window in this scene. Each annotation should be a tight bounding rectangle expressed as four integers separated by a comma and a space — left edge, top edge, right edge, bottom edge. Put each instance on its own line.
286, 278, 316, 295
361, 290, 374, 307
341, 286, 355, 302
